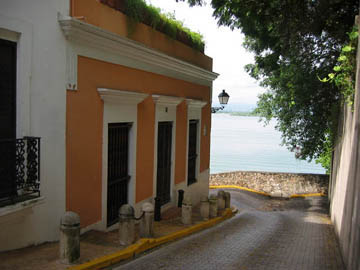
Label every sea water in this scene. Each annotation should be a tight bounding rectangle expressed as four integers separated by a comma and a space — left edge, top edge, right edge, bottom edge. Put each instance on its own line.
210, 113, 326, 174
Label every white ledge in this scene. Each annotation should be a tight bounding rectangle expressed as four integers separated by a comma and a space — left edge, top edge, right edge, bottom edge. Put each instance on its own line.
152, 95, 184, 106
98, 88, 149, 105
186, 98, 207, 109
58, 16, 219, 88
0, 197, 45, 221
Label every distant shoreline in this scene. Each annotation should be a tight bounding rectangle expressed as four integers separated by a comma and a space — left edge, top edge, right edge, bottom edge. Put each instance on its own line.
217, 111, 260, 117
210, 114, 326, 174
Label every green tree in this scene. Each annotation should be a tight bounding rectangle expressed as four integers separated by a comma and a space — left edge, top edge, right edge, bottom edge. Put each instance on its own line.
175, 0, 204, 6
177, 0, 359, 169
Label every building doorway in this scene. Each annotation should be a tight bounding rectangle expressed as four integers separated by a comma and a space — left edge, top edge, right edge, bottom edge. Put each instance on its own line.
107, 123, 131, 227
156, 121, 173, 206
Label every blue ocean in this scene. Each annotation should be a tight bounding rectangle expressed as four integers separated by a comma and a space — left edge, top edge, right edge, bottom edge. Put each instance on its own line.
210, 113, 326, 174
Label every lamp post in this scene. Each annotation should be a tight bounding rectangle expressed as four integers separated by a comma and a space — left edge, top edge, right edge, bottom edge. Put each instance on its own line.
211, 90, 230, 113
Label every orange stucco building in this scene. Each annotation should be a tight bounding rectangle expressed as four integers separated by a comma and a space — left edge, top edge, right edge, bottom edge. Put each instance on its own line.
64, 0, 218, 230
0, 0, 219, 251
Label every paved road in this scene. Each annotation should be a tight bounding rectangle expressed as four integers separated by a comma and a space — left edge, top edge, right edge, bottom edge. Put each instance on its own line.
114, 190, 344, 270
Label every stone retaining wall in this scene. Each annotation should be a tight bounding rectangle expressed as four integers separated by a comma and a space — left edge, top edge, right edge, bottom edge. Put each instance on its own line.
210, 171, 329, 197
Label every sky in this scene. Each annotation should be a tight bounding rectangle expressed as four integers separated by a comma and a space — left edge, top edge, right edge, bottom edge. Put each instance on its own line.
147, 0, 266, 108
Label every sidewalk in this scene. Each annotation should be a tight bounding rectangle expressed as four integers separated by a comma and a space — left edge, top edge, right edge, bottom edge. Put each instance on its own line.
0, 205, 234, 270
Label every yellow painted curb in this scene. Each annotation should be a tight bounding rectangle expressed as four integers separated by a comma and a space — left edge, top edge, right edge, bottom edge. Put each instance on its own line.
68, 208, 234, 270
210, 185, 271, 197
210, 185, 326, 198
290, 193, 326, 198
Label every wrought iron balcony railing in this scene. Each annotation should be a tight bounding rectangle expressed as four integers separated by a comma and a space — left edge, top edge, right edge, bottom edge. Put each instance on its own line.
0, 137, 41, 206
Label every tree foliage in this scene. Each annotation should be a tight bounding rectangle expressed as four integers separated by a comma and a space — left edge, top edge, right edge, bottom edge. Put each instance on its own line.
320, 27, 358, 107
175, 0, 204, 7
179, 0, 359, 166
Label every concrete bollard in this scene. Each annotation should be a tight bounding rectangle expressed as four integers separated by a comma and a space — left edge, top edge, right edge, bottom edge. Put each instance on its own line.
217, 190, 226, 210
209, 194, 218, 218
224, 191, 231, 208
181, 195, 192, 225
119, 204, 135, 246
200, 195, 210, 220
140, 202, 154, 238
60, 211, 80, 264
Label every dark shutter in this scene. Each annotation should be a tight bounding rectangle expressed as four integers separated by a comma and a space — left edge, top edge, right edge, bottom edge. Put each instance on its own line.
187, 120, 198, 185
0, 39, 17, 199
107, 123, 131, 227
156, 121, 173, 206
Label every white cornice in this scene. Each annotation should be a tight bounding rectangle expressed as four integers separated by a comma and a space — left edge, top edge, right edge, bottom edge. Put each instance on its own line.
152, 95, 184, 106
58, 15, 219, 89
186, 98, 207, 109
98, 88, 148, 105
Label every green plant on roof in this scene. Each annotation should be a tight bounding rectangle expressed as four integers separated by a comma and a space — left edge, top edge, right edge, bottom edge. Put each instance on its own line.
125, 0, 146, 22
146, 5, 161, 28
124, 0, 205, 52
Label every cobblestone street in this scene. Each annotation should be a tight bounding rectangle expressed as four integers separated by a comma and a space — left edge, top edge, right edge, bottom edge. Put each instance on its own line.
114, 190, 344, 270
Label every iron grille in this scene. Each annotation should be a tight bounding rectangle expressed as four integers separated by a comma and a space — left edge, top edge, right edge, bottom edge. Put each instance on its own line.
156, 121, 172, 206
0, 137, 41, 206
188, 120, 198, 185
107, 123, 131, 227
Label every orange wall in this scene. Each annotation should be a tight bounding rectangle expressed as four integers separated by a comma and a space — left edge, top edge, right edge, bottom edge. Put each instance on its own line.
66, 56, 211, 226
70, 0, 212, 71
136, 97, 155, 203
175, 101, 188, 185
66, 61, 103, 227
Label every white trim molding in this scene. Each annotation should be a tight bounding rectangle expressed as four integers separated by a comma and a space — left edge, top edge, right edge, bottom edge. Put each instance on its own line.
186, 98, 207, 109
0, 197, 45, 222
98, 88, 148, 105
152, 97, 178, 210
99, 88, 140, 231
0, 13, 33, 137
58, 15, 219, 90
152, 95, 184, 107
186, 100, 204, 187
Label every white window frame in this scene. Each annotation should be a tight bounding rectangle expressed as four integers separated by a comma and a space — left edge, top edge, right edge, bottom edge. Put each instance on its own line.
98, 88, 148, 231
186, 99, 207, 186
152, 95, 184, 208
0, 15, 33, 138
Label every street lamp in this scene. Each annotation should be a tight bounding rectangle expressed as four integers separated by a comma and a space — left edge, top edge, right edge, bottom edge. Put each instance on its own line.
211, 90, 230, 113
